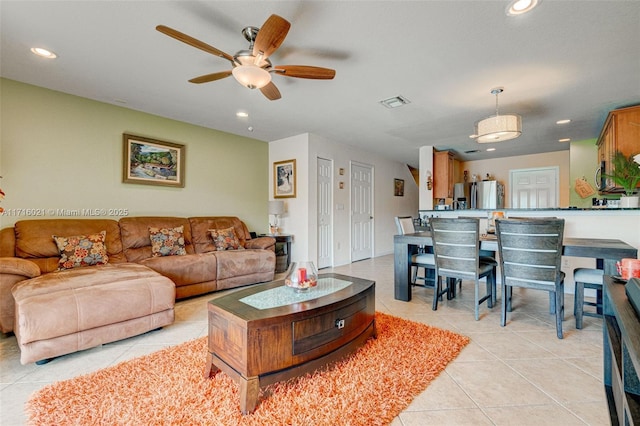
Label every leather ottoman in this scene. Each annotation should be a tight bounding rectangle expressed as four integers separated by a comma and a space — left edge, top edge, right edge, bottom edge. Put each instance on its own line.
12, 263, 175, 364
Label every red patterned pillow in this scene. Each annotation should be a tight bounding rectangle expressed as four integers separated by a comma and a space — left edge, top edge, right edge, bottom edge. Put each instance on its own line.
209, 227, 243, 251
149, 226, 187, 257
53, 231, 109, 270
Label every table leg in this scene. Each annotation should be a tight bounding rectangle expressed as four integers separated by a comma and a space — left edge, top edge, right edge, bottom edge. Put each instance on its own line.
394, 241, 412, 301
239, 376, 260, 414
203, 352, 220, 378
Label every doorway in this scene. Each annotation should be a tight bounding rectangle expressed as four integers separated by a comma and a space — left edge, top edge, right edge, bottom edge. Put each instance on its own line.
510, 167, 559, 208
317, 157, 332, 269
350, 162, 373, 262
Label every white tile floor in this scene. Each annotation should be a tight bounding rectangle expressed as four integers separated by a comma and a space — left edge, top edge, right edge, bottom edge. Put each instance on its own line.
0, 254, 608, 425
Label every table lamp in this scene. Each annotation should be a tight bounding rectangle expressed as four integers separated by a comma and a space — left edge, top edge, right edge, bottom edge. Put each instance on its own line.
268, 200, 285, 235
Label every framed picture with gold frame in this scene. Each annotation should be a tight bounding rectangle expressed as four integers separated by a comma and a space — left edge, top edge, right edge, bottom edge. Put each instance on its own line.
123, 134, 185, 187
274, 159, 296, 198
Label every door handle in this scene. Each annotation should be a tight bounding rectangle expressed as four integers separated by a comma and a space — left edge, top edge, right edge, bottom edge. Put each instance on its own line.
594, 166, 602, 190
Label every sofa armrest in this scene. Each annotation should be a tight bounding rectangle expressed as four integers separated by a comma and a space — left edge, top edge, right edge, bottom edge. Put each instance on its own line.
0, 257, 41, 278
245, 236, 276, 251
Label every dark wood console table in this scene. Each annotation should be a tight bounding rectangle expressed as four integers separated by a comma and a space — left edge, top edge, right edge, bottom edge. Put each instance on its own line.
603, 276, 640, 425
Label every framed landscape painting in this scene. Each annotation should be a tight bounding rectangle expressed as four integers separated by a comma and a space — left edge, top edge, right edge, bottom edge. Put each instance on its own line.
274, 159, 296, 198
123, 134, 185, 187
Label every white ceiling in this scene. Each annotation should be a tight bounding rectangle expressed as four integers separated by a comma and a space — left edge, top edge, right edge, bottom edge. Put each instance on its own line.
2, 1, 639, 167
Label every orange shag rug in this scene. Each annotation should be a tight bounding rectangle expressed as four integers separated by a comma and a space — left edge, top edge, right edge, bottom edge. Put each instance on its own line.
26, 312, 469, 425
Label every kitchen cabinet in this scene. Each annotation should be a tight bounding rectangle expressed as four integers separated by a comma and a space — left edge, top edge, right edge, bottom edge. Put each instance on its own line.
433, 150, 454, 199
597, 105, 640, 193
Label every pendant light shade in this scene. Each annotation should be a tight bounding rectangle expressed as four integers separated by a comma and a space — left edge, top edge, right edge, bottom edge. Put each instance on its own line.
473, 88, 522, 143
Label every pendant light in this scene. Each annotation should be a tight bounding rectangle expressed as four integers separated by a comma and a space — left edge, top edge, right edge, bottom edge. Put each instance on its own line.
472, 88, 522, 143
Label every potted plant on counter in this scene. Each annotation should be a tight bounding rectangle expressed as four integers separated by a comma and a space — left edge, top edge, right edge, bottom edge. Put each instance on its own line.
604, 151, 640, 208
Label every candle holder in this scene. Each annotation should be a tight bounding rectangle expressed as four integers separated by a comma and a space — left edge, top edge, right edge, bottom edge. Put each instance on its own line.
284, 261, 318, 292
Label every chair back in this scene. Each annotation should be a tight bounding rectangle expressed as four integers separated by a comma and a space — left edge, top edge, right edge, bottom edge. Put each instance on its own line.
395, 216, 416, 235
430, 217, 480, 280
496, 218, 565, 289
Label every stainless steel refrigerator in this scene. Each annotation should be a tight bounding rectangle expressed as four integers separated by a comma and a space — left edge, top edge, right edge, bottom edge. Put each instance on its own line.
465, 181, 504, 209
475, 180, 504, 209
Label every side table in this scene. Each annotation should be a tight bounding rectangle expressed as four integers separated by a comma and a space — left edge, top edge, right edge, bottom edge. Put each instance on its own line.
260, 233, 292, 273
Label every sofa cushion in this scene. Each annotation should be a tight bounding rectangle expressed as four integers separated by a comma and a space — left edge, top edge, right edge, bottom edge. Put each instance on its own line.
138, 253, 217, 287
149, 226, 187, 257
210, 227, 243, 251
53, 231, 109, 270
119, 217, 194, 262
13, 219, 125, 274
189, 217, 252, 254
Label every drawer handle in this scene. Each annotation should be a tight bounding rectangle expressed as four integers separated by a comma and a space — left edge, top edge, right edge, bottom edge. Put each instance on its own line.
335, 319, 345, 329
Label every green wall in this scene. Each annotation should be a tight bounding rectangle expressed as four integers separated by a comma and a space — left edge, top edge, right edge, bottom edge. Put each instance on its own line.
0, 78, 269, 231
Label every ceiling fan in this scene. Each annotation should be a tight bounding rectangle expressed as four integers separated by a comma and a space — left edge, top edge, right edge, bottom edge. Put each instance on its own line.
156, 14, 336, 101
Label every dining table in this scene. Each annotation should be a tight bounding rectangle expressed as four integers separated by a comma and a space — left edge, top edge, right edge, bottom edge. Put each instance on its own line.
394, 231, 638, 302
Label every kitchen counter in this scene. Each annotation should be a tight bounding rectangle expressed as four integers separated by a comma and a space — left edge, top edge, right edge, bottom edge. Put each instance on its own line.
420, 207, 640, 213
417, 209, 640, 269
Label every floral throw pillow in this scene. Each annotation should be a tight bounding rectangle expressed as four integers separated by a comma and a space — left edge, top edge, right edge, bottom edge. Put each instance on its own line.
210, 227, 243, 251
149, 226, 187, 257
53, 231, 109, 270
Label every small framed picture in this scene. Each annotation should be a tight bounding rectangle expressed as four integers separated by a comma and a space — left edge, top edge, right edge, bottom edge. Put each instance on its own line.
123, 134, 185, 187
274, 159, 296, 198
394, 178, 404, 196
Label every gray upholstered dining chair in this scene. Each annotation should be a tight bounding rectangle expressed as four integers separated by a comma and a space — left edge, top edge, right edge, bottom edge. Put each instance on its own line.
394, 216, 435, 289
495, 218, 566, 339
430, 217, 495, 319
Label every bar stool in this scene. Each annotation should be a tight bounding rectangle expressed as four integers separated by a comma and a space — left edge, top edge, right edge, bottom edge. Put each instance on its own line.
574, 268, 604, 329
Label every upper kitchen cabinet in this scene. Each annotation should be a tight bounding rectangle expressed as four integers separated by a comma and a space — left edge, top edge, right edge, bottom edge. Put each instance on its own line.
434, 150, 455, 199
597, 105, 640, 193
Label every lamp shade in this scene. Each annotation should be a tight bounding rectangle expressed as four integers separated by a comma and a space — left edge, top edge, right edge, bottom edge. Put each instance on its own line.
232, 65, 271, 89
475, 114, 522, 143
268, 200, 285, 215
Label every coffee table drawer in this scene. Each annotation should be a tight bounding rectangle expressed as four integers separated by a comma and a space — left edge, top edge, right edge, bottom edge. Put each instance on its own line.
292, 294, 370, 355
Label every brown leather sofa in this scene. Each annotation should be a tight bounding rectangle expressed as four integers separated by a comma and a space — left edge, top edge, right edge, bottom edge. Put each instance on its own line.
0, 216, 275, 364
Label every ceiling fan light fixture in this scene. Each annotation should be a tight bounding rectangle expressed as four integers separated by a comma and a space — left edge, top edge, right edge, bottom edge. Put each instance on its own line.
474, 87, 522, 143
232, 65, 271, 89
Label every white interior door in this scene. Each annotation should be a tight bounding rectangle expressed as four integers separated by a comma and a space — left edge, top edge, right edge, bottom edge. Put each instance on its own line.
317, 157, 332, 269
510, 167, 559, 208
351, 162, 373, 262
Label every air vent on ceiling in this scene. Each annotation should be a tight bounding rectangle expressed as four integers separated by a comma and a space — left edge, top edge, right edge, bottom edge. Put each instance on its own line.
464, 149, 480, 154
379, 95, 411, 109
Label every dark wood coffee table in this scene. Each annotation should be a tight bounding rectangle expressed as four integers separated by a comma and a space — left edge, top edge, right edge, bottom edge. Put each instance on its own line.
204, 273, 376, 414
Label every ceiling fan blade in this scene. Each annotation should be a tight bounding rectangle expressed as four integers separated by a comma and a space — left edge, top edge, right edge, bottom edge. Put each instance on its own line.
253, 14, 291, 59
274, 65, 336, 79
156, 25, 234, 63
188, 70, 233, 84
260, 82, 282, 101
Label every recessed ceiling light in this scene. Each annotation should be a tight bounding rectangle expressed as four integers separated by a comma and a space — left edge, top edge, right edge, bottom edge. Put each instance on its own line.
506, 0, 540, 16
556, 119, 571, 124
236, 111, 249, 118
30, 47, 57, 59
559, 138, 571, 142
486, 148, 496, 152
